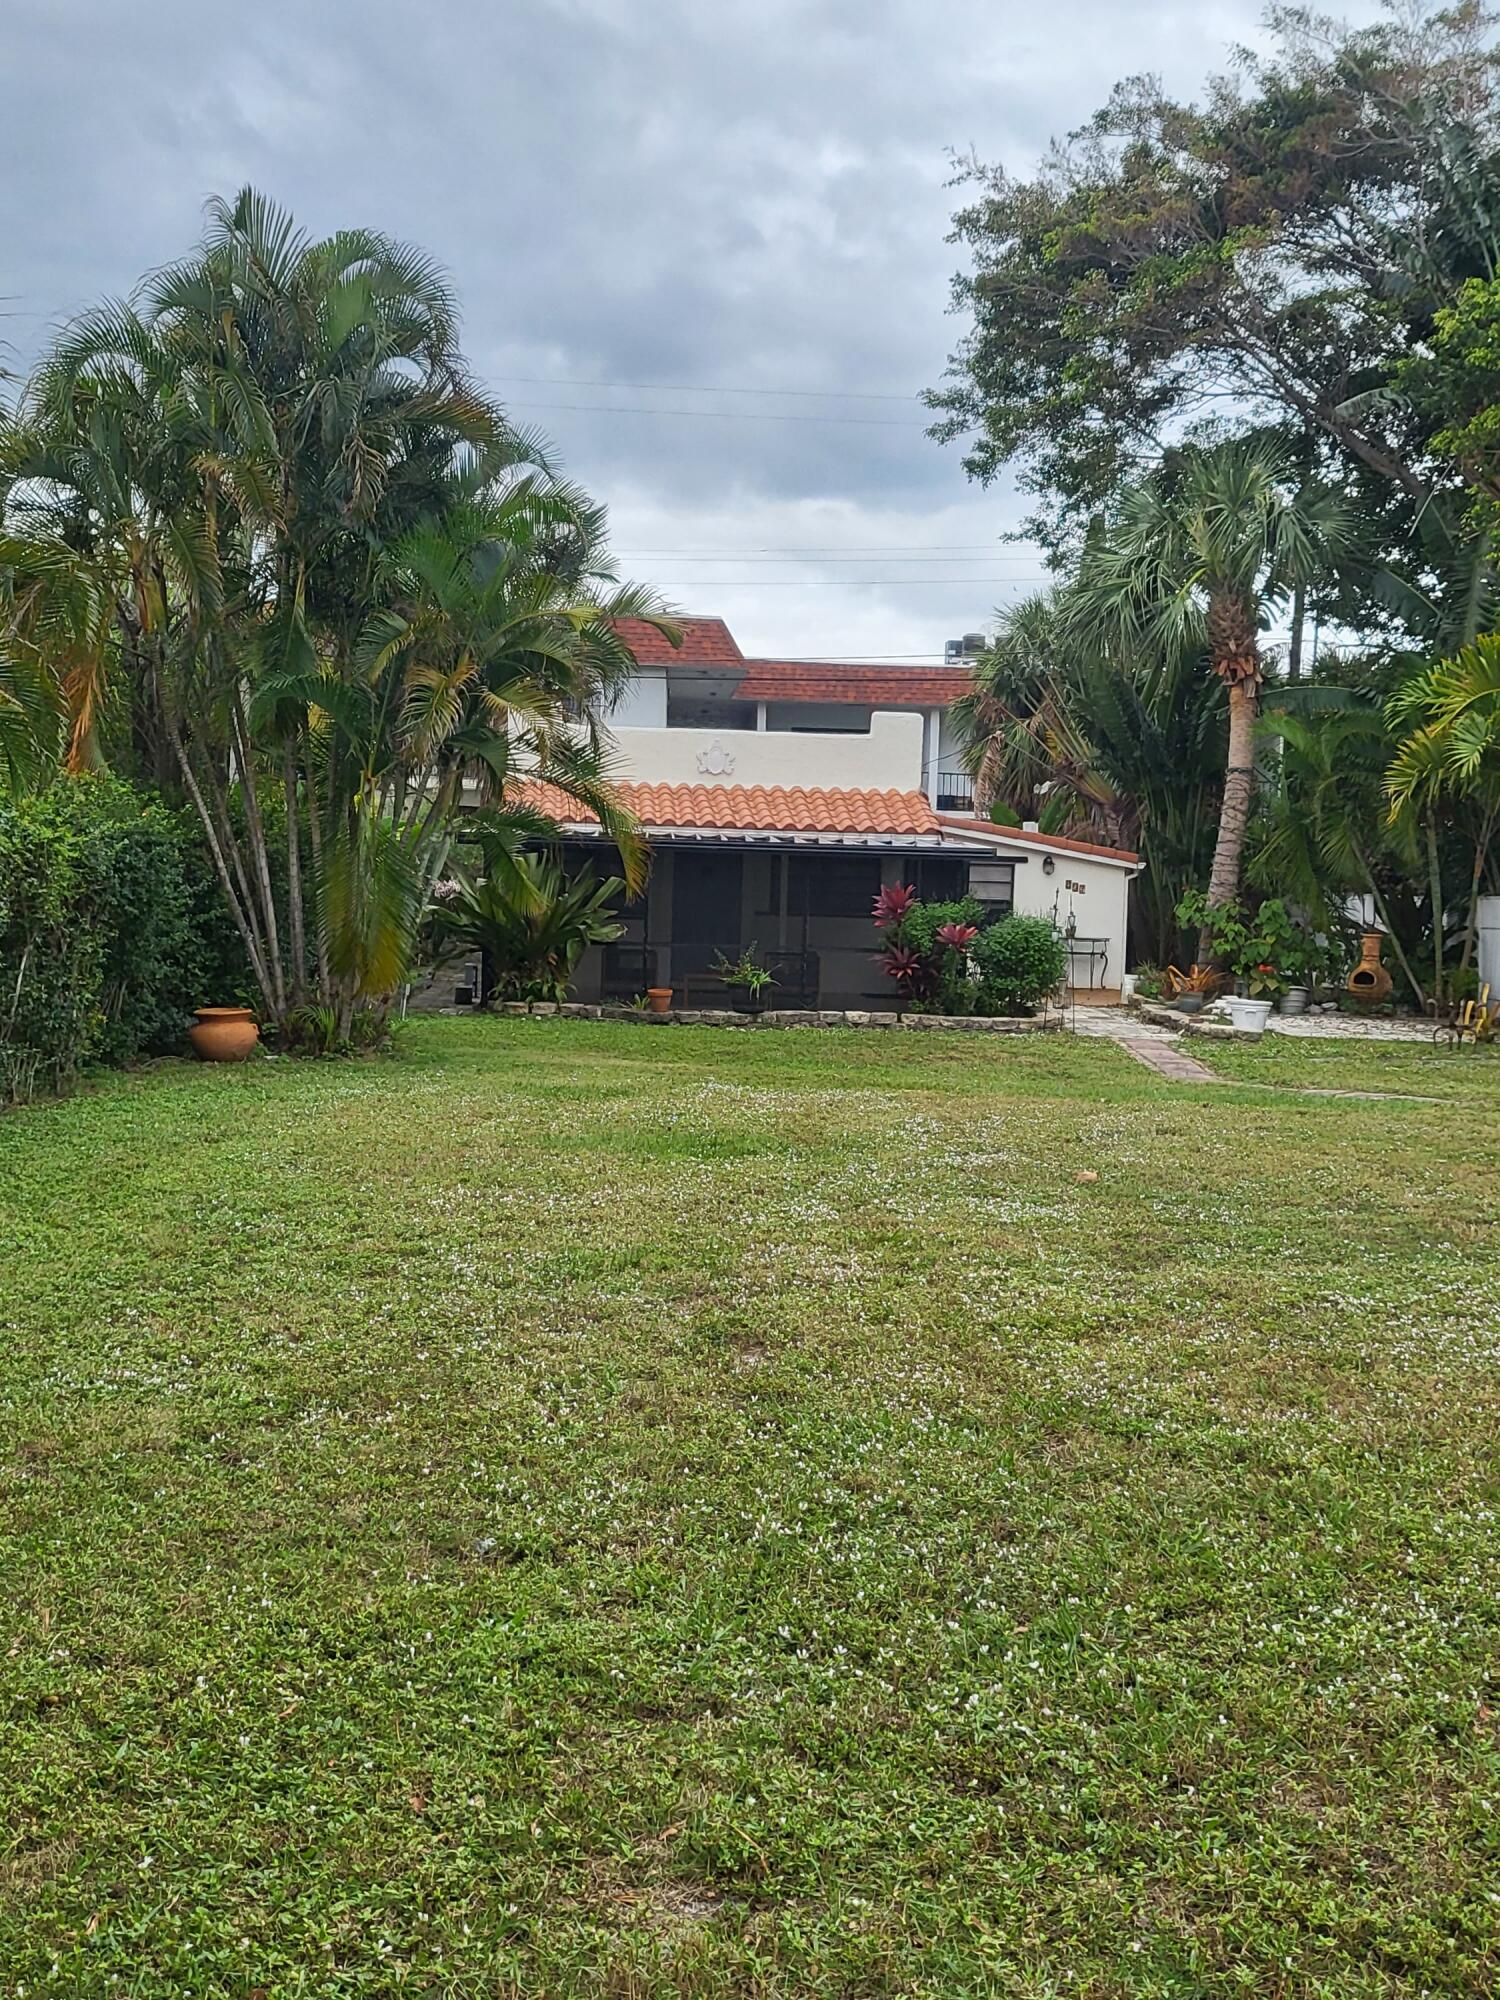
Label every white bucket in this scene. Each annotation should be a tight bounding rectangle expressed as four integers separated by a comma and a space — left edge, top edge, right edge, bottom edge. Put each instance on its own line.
1221, 996, 1272, 1034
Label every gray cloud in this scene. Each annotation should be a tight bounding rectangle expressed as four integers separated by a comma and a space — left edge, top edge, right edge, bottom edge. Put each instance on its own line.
2, 0, 1386, 657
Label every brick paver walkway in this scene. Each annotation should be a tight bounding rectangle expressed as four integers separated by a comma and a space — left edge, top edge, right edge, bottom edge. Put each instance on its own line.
1116, 1038, 1221, 1084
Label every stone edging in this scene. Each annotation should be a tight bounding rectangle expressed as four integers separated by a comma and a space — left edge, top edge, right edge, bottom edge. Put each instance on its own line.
1129, 998, 1264, 1042
480, 1002, 1056, 1033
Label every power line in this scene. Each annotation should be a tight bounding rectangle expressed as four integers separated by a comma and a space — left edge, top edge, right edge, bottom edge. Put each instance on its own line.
511, 400, 927, 429
616, 553, 1043, 565
615, 544, 1031, 554
652, 576, 1046, 587
497, 373, 920, 403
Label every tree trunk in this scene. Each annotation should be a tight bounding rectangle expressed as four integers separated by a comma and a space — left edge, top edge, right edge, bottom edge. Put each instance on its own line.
1198, 674, 1260, 961
1457, 808, 1494, 982
1287, 580, 1305, 682
284, 744, 307, 1008
1426, 817, 1445, 1011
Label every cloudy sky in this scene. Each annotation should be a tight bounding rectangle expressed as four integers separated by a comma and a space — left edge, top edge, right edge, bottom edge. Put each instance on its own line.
3, 0, 1383, 662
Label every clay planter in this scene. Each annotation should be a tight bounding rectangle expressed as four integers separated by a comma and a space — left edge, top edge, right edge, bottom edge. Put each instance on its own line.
646, 987, 674, 1016
188, 1006, 260, 1063
1346, 931, 1393, 1006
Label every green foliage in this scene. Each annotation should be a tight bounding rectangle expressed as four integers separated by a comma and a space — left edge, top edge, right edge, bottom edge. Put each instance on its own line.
0, 777, 236, 1101
970, 912, 1069, 1015
711, 943, 777, 999
929, 11, 1499, 544
427, 852, 624, 1005
5, 188, 666, 1045
1174, 890, 1332, 997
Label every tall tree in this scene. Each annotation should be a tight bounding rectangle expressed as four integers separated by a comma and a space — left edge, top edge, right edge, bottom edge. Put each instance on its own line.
1069, 439, 1351, 952
929, 4, 1500, 548
7, 190, 668, 1038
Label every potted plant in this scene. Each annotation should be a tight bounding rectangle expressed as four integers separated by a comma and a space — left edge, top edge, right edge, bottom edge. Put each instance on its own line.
712, 944, 778, 1015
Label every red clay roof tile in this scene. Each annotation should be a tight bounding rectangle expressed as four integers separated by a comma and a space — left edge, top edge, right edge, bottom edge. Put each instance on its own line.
516, 779, 942, 837
735, 661, 974, 706
615, 616, 743, 667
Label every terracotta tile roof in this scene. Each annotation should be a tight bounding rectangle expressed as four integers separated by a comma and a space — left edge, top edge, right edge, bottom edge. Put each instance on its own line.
735, 661, 974, 706
517, 779, 943, 837
938, 814, 1140, 865
615, 616, 743, 667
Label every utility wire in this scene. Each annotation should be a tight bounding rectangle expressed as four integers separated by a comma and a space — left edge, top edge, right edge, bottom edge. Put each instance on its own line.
616, 553, 1043, 565
511, 400, 927, 429
653, 576, 1047, 587
496, 373, 921, 403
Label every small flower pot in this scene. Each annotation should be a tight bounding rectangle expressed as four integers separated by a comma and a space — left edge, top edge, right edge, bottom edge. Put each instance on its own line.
646, 987, 673, 1016
188, 1006, 260, 1063
1278, 986, 1308, 1016
1222, 996, 1273, 1033
1176, 994, 1206, 1015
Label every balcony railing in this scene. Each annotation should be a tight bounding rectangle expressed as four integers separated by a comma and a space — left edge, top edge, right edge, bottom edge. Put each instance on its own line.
934, 770, 976, 811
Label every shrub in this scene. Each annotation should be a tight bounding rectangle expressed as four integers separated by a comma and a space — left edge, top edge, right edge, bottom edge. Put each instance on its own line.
0, 778, 238, 1103
971, 914, 1068, 1015
874, 890, 1063, 1016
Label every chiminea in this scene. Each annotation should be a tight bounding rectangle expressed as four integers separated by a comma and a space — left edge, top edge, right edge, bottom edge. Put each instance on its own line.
1346, 930, 1393, 1004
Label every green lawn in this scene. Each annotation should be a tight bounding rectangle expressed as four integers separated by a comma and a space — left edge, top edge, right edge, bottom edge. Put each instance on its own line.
3, 1019, 1498, 1998
1188, 1028, 1500, 1105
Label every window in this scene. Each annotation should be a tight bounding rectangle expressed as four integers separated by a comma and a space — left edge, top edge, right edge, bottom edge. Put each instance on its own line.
966, 858, 1015, 914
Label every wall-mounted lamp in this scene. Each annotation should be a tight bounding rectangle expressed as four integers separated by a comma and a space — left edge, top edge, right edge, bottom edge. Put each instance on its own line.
1041, 855, 1056, 876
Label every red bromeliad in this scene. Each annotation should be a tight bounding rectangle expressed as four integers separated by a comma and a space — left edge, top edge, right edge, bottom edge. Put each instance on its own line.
936, 922, 978, 952
872, 882, 916, 930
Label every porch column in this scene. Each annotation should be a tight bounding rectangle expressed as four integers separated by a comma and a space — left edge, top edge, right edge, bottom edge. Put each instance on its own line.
756, 702, 768, 732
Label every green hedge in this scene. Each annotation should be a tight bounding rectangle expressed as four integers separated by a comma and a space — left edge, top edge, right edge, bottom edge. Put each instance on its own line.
0, 778, 241, 1103
971, 913, 1069, 1015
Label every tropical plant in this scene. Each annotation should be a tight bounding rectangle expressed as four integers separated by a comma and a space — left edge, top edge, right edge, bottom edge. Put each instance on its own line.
712, 943, 777, 1001
1070, 439, 1353, 957
1386, 633, 1500, 991
4, 189, 667, 1044
426, 850, 624, 1006
953, 590, 1227, 964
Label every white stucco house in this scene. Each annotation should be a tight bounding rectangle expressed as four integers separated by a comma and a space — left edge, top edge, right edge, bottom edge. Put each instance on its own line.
520, 616, 1141, 1011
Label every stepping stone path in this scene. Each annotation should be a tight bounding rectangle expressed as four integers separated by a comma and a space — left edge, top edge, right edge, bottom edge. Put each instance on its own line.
1116, 1038, 1221, 1085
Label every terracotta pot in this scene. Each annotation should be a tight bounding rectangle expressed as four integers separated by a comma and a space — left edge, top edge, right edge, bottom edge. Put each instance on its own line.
188, 1006, 260, 1063
1346, 931, 1393, 1005
646, 987, 673, 1015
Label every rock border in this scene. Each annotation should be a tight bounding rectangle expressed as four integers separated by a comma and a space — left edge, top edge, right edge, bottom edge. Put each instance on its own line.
476, 1002, 1057, 1033
1128, 997, 1264, 1042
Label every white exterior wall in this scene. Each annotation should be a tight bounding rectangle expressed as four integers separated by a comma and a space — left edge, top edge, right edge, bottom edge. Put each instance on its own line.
1006, 845, 1132, 990
606, 709, 924, 792
1478, 895, 1500, 997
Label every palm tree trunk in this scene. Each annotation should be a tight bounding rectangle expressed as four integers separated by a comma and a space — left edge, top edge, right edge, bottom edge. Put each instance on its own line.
284, 744, 306, 1007
1426, 817, 1445, 1010
1457, 807, 1494, 982
1198, 675, 1259, 960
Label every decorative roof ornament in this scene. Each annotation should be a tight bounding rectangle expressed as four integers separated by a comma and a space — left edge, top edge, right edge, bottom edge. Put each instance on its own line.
696, 739, 736, 777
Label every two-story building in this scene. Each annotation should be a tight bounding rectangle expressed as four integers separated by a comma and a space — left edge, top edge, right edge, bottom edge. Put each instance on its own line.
518, 617, 1140, 1011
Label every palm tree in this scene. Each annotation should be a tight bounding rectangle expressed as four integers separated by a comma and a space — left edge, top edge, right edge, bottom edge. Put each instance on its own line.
12, 188, 669, 1039
1387, 634, 1500, 989
952, 588, 1226, 963
1070, 439, 1353, 956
